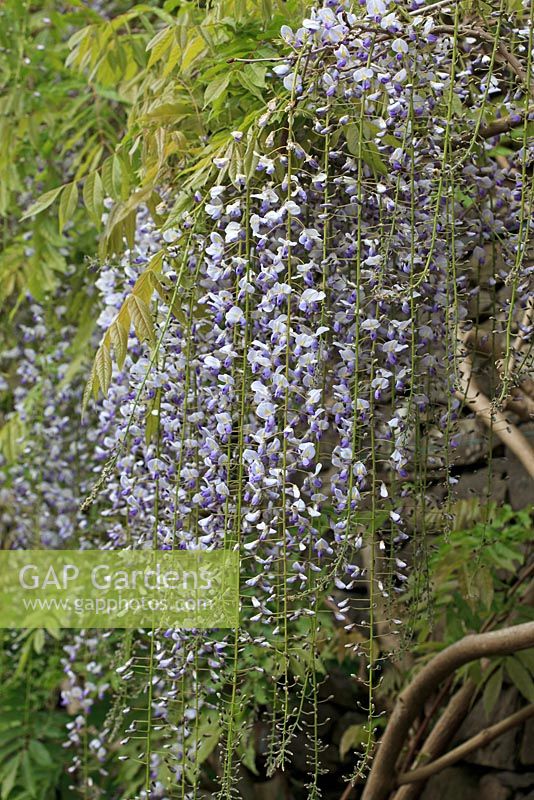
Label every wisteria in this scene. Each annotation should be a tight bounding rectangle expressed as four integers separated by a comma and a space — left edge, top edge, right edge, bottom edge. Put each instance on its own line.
1, 0, 533, 797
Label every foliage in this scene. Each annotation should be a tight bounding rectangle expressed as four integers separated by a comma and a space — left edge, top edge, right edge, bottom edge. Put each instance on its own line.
410, 504, 533, 644
20, 0, 308, 261
398, 503, 534, 716
0, 0, 307, 406
0, 1, 115, 308
0, 634, 71, 800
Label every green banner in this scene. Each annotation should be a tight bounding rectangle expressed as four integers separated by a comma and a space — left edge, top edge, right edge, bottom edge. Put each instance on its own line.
0, 550, 239, 629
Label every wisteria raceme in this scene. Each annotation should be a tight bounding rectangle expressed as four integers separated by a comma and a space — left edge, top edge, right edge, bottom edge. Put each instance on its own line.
1, 0, 533, 795
0, 299, 96, 548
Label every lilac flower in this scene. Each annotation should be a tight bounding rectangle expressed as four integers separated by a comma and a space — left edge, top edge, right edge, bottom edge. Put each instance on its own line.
225, 306, 245, 325
298, 228, 322, 250
283, 72, 303, 94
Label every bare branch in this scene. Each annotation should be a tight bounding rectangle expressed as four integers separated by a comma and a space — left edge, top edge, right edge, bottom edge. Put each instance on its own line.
455, 335, 534, 479
432, 25, 533, 96
398, 704, 534, 785
392, 560, 534, 800
505, 389, 534, 422
392, 681, 476, 800
453, 104, 534, 149
512, 295, 534, 361
360, 622, 534, 800
497, 42, 534, 99
478, 105, 534, 140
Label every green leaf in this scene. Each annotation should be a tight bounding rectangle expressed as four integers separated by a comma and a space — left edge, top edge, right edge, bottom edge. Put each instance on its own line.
204, 73, 230, 107
491, 542, 523, 572
58, 182, 78, 233
244, 131, 259, 178
195, 723, 220, 766
21, 752, 36, 798
361, 141, 387, 176
83, 171, 104, 226
228, 144, 243, 188
111, 155, 124, 201
345, 123, 362, 156
1, 754, 20, 799
482, 665, 503, 716
236, 71, 264, 102
516, 648, 534, 675
32, 629, 45, 655
243, 63, 267, 88
101, 156, 124, 201
20, 186, 64, 221
471, 566, 494, 609
506, 656, 534, 702
27, 741, 52, 769
0, 740, 22, 766
261, 0, 273, 20
339, 724, 367, 760
237, 729, 258, 775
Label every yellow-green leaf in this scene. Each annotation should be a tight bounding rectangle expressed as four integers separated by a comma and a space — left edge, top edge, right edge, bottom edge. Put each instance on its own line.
20, 185, 63, 221
128, 294, 155, 346
181, 35, 204, 71
146, 26, 174, 68
204, 73, 230, 107
0, 414, 25, 464
101, 156, 124, 201
145, 388, 161, 444
108, 320, 128, 369
94, 343, 112, 396
162, 41, 181, 78
1, 754, 21, 800
82, 370, 95, 412
149, 273, 186, 324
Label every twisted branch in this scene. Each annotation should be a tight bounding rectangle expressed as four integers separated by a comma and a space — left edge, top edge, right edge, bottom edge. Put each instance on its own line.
360, 622, 534, 800
455, 334, 534, 479
392, 681, 476, 800
398, 704, 534, 785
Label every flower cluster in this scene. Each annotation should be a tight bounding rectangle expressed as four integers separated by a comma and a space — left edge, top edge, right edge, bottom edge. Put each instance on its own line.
2, 0, 532, 794
0, 299, 95, 548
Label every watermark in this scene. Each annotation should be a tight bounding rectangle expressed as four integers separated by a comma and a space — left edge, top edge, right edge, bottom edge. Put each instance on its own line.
0, 550, 239, 629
